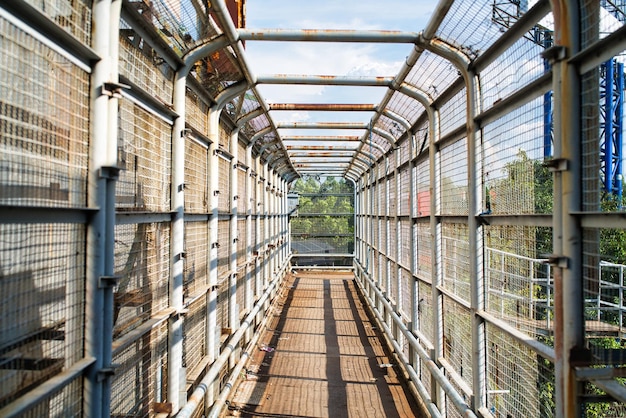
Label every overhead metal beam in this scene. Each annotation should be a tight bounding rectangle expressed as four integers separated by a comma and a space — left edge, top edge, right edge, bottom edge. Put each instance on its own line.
277, 122, 369, 129
269, 103, 376, 111
257, 74, 394, 86
282, 136, 362, 141
238, 28, 420, 43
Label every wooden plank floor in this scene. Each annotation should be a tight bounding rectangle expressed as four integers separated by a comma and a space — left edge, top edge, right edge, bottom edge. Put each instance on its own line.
225, 270, 424, 418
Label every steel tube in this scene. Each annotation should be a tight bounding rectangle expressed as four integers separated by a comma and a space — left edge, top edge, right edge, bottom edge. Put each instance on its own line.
269, 103, 376, 111
257, 74, 393, 86
278, 122, 369, 129
239, 28, 419, 43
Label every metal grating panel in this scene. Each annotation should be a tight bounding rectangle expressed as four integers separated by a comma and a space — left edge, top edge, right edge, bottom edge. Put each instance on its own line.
23, 0, 92, 44
117, 100, 172, 212
184, 135, 209, 213
184, 297, 207, 377
0, 223, 85, 409
185, 90, 209, 134
119, 36, 174, 104
439, 139, 468, 216
484, 100, 552, 215
443, 296, 473, 391
111, 322, 169, 418
113, 222, 170, 338
217, 219, 230, 278
0, 17, 90, 208
441, 223, 470, 302
217, 156, 231, 212
184, 220, 209, 298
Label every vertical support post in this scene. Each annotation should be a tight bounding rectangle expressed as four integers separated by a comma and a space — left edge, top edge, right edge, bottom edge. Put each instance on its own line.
170, 64, 187, 414
467, 68, 486, 415
245, 145, 253, 313
230, 130, 239, 327
429, 106, 445, 411
262, 163, 269, 288
207, 109, 221, 366
229, 128, 240, 364
551, 2, 583, 416
86, 3, 111, 416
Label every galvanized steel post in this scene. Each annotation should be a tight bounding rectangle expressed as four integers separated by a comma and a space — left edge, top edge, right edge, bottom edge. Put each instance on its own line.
551, 1, 584, 416
86, 2, 113, 416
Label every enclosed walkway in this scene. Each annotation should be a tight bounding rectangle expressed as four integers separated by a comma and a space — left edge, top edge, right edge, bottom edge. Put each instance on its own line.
3, 1, 626, 418
224, 270, 420, 418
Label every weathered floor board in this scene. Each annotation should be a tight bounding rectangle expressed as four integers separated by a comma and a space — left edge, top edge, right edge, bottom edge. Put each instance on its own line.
225, 270, 424, 418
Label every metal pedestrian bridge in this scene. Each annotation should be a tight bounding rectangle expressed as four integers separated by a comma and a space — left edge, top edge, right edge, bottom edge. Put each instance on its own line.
2, 1, 626, 417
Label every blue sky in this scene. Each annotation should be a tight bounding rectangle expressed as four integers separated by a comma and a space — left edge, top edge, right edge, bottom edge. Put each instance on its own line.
243, 1, 436, 135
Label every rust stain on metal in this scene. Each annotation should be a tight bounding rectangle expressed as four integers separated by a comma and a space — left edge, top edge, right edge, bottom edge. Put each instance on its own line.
269, 103, 376, 111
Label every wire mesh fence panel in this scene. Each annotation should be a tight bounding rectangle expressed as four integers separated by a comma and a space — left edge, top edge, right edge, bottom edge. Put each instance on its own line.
237, 218, 247, 268
436, 0, 516, 53
415, 222, 432, 280
113, 222, 170, 338
388, 175, 397, 217
218, 124, 230, 151
118, 35, 174, 104
414, 156, 430, 218
0, 223, 86, 409
441, 223, 471, 302
23, 0, 92, 44
438, 89, 467, 140
417, 280, 434, 346
184, 136, 209, 214
117, 100, 172, 212
439, 139, 468, 216
216, 277, 229, 330
486, 323, 552, 418
237, 166, 247, 214
236, 265, 246, 317
110, 322, 169, 418
443, 296, 473, 395
0, 17, 90, 208
399, 268, 412, 321
183, 220, 209, 298
17, 376, 83, 418
398, 166, 410, 217
389, 258, 397, 304
485, 225, 553, 340
483, 100, 552, 215
217, 218, 230, 279
480, 36, 549, 115
217, 156, 231, 213
399, 218, 411, 270
184, 297, 207, 379
185, 90, 209, 134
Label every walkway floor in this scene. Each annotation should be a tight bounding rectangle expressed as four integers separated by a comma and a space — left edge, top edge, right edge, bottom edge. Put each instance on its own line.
224, 270, 423, 417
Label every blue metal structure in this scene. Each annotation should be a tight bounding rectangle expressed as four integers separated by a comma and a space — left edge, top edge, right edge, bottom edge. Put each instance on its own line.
601, 59, 625, 198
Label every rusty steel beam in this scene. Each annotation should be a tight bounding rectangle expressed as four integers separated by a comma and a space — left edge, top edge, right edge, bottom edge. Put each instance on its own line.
238, 28, 420, 43
268, 103, 376, 111
257, 74, 394, 86
277, 122, 368, 129
286, 146, 359, 151
282, 136, 362, 141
